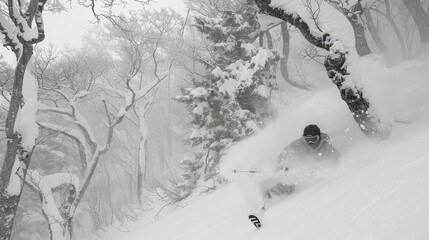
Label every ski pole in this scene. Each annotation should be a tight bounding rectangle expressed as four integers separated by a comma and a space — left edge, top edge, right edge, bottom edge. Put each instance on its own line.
233, 169, 260, 174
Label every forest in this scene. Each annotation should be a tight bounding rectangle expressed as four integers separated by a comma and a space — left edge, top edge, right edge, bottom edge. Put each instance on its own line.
0, 0, 428, 239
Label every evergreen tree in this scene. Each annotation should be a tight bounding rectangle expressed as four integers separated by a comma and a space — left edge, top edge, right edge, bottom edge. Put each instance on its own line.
175, 6, 279, 198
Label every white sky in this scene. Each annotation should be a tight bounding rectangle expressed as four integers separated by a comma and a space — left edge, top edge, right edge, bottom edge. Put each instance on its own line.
0, 0, 186, 64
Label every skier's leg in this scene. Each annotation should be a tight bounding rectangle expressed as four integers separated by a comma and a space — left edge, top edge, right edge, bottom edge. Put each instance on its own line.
270, 183, 296, 195
238, 174, 277, 213
241, 176, 278, 228
258, 177, 280, 210
238, 174, 264, 212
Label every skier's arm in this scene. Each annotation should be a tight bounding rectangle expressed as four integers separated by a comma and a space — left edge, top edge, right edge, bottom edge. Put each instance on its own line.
325, 135, 340, 160
321, 133, 340, 160
277, 144, 296, 171
328, 144, 341, 160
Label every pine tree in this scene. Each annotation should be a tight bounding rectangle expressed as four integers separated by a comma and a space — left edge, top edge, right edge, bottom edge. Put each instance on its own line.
175, 6, 279, 197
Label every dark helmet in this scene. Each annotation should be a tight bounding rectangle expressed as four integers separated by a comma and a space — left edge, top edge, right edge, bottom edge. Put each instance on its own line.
303, 124, 320, 137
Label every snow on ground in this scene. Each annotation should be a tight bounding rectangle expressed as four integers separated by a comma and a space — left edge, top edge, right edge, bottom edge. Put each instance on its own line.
95, 57, 429, 240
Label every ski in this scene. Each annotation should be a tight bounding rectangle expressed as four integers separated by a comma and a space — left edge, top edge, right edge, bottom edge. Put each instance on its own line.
248, 214, 262, 228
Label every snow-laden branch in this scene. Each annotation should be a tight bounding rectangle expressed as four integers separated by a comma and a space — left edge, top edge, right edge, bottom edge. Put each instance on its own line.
37, 123, 87, 144
254, 0, 391, 139
101, 85, 128, 99
0, 13, 21, 57
38, 103, 73, 116
37, 76, 145, 219
37, 122, 91, 167
69, 90, 91, 105
45, 89, 98, 149
67, 65, 165, 218
13, 67, 39, 151
0, 0, 47, 60
73, 109, 98, 146
32, 9, 170, 227
10, 0, 47, 44
135, 78, 163, 101
24, 169, 79, 240
67, 146, 102, 217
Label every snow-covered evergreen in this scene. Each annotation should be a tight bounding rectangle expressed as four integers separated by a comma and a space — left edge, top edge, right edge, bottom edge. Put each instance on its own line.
175, 6, 279, 197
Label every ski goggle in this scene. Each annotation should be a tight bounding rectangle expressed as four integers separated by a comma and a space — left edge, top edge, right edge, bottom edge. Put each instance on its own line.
303, 135, 320, 144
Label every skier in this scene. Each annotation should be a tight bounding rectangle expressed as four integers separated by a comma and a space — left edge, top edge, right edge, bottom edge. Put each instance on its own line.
277, 124, 340, 170
248, 124, 339, 228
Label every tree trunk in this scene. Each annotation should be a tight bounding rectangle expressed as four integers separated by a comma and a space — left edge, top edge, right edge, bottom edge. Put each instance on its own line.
345, 2, 372, 56
137, 112, 149, 203
259, 32, 264, 47
24, 170, 77, 240
137, 156, 143, 205
0, 0, 47, 237
384, 0, 408, 59
402, 0, 429, 43
280, 22, 310, 90
280, 22, 290, 83
258, 30, 273, 48
265, 30, 273, 49
363, 7, 388, 53
347, 15, 372, 56
0, 43, 34, 240
254, 0, 390, 139
329, 1, 371, 56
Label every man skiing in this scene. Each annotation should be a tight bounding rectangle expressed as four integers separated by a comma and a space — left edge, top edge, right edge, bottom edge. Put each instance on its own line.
277, 124, 340, 170
248, 124, 339, 228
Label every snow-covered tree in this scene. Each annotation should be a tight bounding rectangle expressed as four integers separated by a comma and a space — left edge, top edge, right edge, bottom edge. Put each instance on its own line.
327, 0, 372, 56
255, 0, 391, 139
0, 1, 150, 238
363, 0, 428, 60
402, 0, 429, 43
17, 9, 185, 238
30, 29, 168, 240
362, 1, 387, 54
0, 0, 47, 237
175, 6, 280, 197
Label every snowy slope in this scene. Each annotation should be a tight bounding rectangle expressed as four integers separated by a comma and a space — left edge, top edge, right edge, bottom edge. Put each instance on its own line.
97, 58, 429, 240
